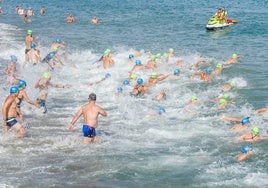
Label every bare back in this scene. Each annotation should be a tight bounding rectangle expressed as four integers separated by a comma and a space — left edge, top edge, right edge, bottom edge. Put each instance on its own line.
82, 102, 106, 128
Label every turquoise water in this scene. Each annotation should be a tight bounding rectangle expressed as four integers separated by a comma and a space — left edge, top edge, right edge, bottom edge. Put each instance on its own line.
0, 0, 268, 187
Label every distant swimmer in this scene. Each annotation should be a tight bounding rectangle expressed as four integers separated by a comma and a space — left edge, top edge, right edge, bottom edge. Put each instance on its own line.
4, 55, 19, 85
194, 67, 213, 82
25, 29, 34, 62
146, 107, 166, 118
131, 78, 147, 97
89, 73, 111, 86
42, 50, 57, 70
2, 86, 26, 138
66, 13, 75, 23
69, 93, 107, 144
26, 7, 34, 17
144, 55, 157, 69
90, 16, 99, 24
212, 63, 224, 75
17, 6, 24, 16
145, 72, 170, 87
154, 88, 168, 101
102, 49, 115, 69
221, 80, 235, 92
129, 59, 144, 75
225, 53, 243, 64
50, 37, 67, 66
39, 6, 45, 15
237, 145, 253, 162
0, 7, 3, 15
240, 127, 264, 142
254, 107, 268, 115
221, 115, 250, 131
26, 43, 41, 65
184, 95, 198, 114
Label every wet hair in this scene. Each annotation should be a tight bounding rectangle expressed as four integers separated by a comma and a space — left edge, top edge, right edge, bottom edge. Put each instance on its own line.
88, 93, 96, 101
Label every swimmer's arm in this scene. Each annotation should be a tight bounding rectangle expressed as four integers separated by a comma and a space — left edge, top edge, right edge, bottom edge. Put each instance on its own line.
22, 92, 40, 107
35, 80, 40, 88
254, 107, 267, 114
69, 108, 83, 130
2, 98, 13, 124
98, 106, 107, 117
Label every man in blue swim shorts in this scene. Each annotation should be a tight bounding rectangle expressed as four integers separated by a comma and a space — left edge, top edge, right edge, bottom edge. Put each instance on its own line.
69, 93, 107, 143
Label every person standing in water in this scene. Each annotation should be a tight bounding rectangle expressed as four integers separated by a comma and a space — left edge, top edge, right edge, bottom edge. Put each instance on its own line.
25, 29, 34, 62
69, 93, 107, 144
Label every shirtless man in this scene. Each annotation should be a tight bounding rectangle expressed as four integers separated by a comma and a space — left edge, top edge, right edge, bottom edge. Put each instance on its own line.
66, 14, 75, 23
26, 7, 34, 17
35, 72, 67, 113
25, 29, 34, 62
90, 16, 99, 24
69, 93, 107, 143
225, 53, 243, 64
4, 55, 19, 85
145, 72, 170, 87
26, 43, 41, 65
2, 86, 26, 138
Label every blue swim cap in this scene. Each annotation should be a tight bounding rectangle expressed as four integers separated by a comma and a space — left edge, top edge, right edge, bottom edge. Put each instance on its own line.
30, 43, 36, 48
10, 86, 19, 94
55, 37, 61, 43
128, 54, 134, 59
140, 49, 145, 53
105, 73, 111, 78
241, 117, 250, 125
205, 67, 212, 74
174, 69, 180, 75
135, 59, 142, 65
10, 55, 17, 62
242, 145, 251, 153
158, 107, 166, 115
117, 86, 123, 93
123, 80, 129, 85
48, 52, 55, 59
137, 78, 143, 84
17, 80, 27, 88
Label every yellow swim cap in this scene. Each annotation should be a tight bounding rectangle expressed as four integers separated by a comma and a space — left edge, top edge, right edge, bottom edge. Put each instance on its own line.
219, 98, 227, 105
151, 72, 157, 78
169, 48, 174, 53
130, 73, 137, 80
27, 29, 32, 35
216, 63, 223, 68
191, 95, 197, 101
232, 53, 238, 58
43, 72, 51, 79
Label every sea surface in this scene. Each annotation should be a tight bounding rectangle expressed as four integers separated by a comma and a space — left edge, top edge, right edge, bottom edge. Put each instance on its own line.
0, 0, 268, 187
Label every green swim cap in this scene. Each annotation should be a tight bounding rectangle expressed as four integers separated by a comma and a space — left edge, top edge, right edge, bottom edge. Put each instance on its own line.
104, 49, 111, 56
151, 72, 157, 78
232, 53, 238, 58
52, 47, 58, 52
156, 53, 161, 59
216, 63, 223, 68
27, 29, 32, 35
191, 95, 197, 101
162, 53, 168, 58
219, 98, 227, 105
130, 73, 137, 80
169, 48, 174, 53
229, 81, 235, 87
150, 55, 157, 61
222, 93, 230, 99
43, 72, 51, 79
251, 127, 259, 135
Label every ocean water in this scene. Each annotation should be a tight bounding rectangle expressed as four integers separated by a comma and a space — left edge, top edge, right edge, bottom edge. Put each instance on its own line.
0, 0, 268, 187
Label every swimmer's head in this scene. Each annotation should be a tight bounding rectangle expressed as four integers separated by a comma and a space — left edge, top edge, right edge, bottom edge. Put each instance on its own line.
135, 59, 142, 65
30, 43, 36, 49
241, 117, 250, 125
251, 127, 259, 136
117, 86, 123, 93
88, 93, 96, 101
191, 95, 197, 101
205, 67, 212, 74
10, 55, 17, 62
216, 63, 223, 68
169, 48, 174, 53
232, 53, 238, 59
105, 73, 111, 78
27, 29, 32, 35
48, 52, 55, 59
10, 86, 19, 94
156, 53, 161, 59
151, 72, 157, 78
130, 73, 137, 80
158, 107, 166, 115
55, 37, 61, 43
17, 80, 27, 89
128, 54, 134, 59
229, 80, 235, 87
137, 78, 143, 84
242, 145, 251, 154
219, 98, 227, 105
222, 93, 230, 99
123, 80, 129, 86
162, 53, 168, 58
104, 49, 111, 56
150, 55, 157, 61
42, 72, 51, 79
174, 69, 180, 75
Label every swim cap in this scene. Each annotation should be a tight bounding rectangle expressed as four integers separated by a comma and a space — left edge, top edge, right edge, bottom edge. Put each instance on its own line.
10, 86, 19, 94
205, 67, 212, 74
104, 49, 111, 56
52, 47, 58, 52
251, 127, 259, 135
10, 55, 17, 62
130, 73, 137, 80
117, 86, 123, 93
88, 93, 96, 101
135, 59, 142, 65
222, 93, 230, 99
242, 145, 251, 154
48, 52, 55, 59
169, 48, 174, 53
30, 43, 36, 48
158, 107, 166, 115
137, 78, 143, 84
162, 53, 168, 58
151, 72, 157, 78
128, 54, 134, 59
17, 80, 27, 88
140, 49, 145, 53
191, 95, 197, 101
216, 63, 223, 68
105, 73, 111, 78
55, 37, 61, 43
123, 80, 129, 85
156, 53, 161, 59
27, 29, 32, 35
219, 98, 227, 105
43, 72, 51, 79
174, 69, 180, 75
229, 81, 235, 87
150, 55, 157, 61
241, 117, 250, 125
232, 54, 238, 58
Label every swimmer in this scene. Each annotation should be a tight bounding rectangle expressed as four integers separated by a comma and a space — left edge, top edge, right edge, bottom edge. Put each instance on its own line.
145, 72, 171, 87
146, 107, 166, 118
169, 69, 181, 78
66, 13, 75, 23
221, 115, 251, 131
17, 6, 24, 15
154, 88, 168, 101
69, 93, 107, 144
237, 145, 253, 162
128, 73, 138, 83
115, 86, 123, 96
90, 16, 99, 24
131, 78, 147, 96
254, 107, 268, 114
2, 86, 26, 138
240, 127, 264, 142
4, 55, 20, 85
194, 67, 213, 82
129, 59, 144, 75
24, 14, 30, 23
39, 6, 45, 15
0, 7, 2, 15
213, 63, 224, 74
168, 48, 175, 58
175, 60, 184, 68
225, 53, 243, 64
26, 7, 34, 17
25, 29, 34, 62
184, 95, 198, 115
222, 80, 235, 92
144, 55, 157, 69
50, 37, 67, 65
102, 49, 115, 69
42, 50, 57, 70
89, 73, 111, 86
26, 43, 41, 65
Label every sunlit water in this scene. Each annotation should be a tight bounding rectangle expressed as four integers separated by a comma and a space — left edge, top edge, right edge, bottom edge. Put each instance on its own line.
0, 0, 268, 187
